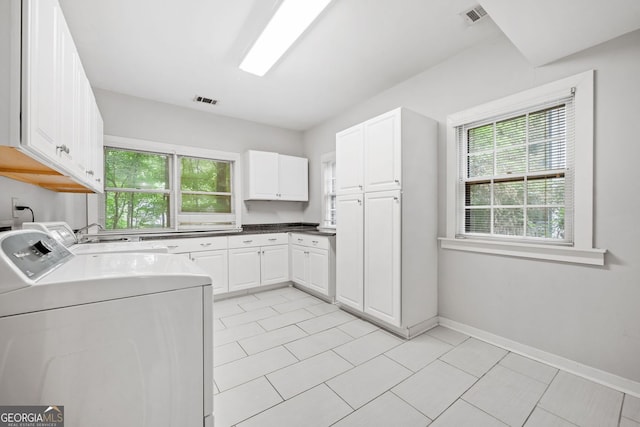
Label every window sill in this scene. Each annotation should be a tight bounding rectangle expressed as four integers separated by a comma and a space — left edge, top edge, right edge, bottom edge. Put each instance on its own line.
438, 237, 606, 266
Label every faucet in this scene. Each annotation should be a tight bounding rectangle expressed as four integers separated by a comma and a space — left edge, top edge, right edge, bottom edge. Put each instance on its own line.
75, 223, 104, 242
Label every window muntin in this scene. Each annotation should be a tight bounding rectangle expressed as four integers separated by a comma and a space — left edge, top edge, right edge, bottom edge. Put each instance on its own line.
104, 147, 236, 231
458, 100, 574, 243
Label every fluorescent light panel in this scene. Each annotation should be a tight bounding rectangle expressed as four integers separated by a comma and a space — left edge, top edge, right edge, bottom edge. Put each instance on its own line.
240, 0, 332, 76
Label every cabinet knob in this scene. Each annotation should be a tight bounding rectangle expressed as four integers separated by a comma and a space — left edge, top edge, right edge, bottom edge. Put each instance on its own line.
358, 185, 363, 189
56, 144, 70, 154
243, 240, 253, 243
268, 238, 277, 241
200, 243, 212, 247
393, 197, 399, 201
86, 170, 94, 176
312, 240, 319, 244
394, 179, 400, 184
167, 245, 178, 249
357, 199, 362, 205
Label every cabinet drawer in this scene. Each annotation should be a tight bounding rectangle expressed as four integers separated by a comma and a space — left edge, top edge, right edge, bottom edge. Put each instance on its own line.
289, 233, 330, 250
228, 233, 288, 248
161, 237, 228, 253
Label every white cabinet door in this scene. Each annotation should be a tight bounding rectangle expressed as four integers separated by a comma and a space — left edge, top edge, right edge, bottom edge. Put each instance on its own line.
364, 109, 401, 192
278, 154, 308, 201
191, 250, 228, 295
58, 23, 80, 176
228, 247, 261, 291
336, 194, 364, 311
24, 0, 62, 163
261, 245, 289, 285
245, 150, 279, 199
336, 125, 364, 194
307, 247, 329, 294
290, 244, 307, 286
364, 190, 401, 327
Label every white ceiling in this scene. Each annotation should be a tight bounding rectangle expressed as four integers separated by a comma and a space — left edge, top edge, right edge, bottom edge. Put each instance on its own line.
58, 0, 640, 131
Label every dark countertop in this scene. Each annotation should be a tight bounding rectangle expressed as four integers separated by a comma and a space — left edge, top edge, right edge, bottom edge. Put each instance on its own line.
89, 223, 336, 243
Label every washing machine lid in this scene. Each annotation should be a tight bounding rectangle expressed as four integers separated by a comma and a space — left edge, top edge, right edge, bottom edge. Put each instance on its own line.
0, 252, 211, 318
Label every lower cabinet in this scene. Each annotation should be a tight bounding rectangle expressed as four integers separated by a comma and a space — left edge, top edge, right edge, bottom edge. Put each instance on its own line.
289, 233, 335, 299
228, 234, 289, 292
191, 250, 228, 295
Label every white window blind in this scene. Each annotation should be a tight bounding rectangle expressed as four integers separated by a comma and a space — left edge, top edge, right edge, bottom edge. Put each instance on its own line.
456, 91, 575, 244
323, 158, 337, 228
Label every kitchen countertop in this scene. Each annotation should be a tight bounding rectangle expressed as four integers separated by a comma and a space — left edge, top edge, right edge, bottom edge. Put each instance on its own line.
85, 223, 335, 243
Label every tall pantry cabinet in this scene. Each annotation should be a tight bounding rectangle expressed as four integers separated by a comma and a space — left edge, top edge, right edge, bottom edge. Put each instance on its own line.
335, 108, 437, 337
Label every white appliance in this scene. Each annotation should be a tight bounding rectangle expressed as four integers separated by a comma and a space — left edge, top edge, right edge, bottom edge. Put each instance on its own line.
22, 221, 169, 254
0, 230, 214, 426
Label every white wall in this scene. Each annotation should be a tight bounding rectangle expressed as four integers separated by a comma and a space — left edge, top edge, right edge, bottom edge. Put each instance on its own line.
302, 31, 640, 382
94, 89, 307, 225
0, 177, 87, 229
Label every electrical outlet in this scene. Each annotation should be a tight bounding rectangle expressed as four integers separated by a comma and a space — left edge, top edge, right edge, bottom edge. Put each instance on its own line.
11, 197, 20, 218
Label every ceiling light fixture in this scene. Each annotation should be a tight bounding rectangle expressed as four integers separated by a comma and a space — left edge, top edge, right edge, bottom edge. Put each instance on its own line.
239, 0, 332, 77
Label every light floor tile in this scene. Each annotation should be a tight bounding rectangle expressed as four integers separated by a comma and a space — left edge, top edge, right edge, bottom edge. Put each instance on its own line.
220, 306, 278, 328
271, 296, 323, 314
538, 371, 623, 427
327, 355, 412, 409
213, 302, 245, 319
258, 308, 316, 331
214, 341, 247, 367
252, 287, 292, 299
499, 353, 558, 384
238, 324, 307, 355
623, 394, 640, 423
296, 309, 356, 334
440, 337, 507, 377
215, 346, 298, 391
214, 377, 282, 427
279, 287, 314, 301
306, 302, 340, 316
386, 333, 453, 372
214, 322, 265, 347
238, 384, 352, 427
334, 330, 404, 365
332, 391, 431, 427
213, 317, 226, 331
267, 351, 353, 399
426, 326, 469, 346
463, 365, 547, 426
285, 328, 354, 360
392, 359, 477, 419
239, 295, 289, 312
338, 319, 379, 338
621, 417, 640, 427
524, 407, 578, 426
430, 400, 507, 427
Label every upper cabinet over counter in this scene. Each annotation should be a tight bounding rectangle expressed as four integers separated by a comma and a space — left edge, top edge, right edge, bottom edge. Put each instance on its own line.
243, 150, 308, 201
0, 0, 104, 193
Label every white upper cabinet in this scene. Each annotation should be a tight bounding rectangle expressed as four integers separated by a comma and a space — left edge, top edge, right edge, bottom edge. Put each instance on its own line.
364, 110, 401, 192
0, 0, 103, 193
336, 109, 401, 195
335, 125, 364, 194
243, 150, 308, 201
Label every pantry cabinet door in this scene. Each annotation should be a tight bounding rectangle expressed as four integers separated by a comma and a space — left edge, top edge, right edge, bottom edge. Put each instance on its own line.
364, 109, 401, 192
336, 125, 364, 195
335, 194, 364, 311
364, 190, 401, 327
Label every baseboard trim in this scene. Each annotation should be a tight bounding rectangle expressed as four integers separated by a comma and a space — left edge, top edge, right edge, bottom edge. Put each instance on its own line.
438, 317, 640, 398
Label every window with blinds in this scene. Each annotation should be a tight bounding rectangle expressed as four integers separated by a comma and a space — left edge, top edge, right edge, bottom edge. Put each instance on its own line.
456, 93, 575, 243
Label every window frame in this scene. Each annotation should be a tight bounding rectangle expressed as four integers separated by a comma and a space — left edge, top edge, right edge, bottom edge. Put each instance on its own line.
441, 70, 606, 265
318, 151, 336, 232
92, 135, 242, 233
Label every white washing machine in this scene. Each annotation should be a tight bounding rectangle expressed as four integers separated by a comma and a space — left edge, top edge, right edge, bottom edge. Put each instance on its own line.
22, 222, 170, 254
0, 230, 213, 426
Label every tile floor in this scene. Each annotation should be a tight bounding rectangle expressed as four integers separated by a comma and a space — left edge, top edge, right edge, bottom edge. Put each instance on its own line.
213, 286, 640, 427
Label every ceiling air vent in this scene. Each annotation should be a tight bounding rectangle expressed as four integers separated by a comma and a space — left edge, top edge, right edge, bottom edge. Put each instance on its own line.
463, 5, 488, 24
194, 96, 218, 105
